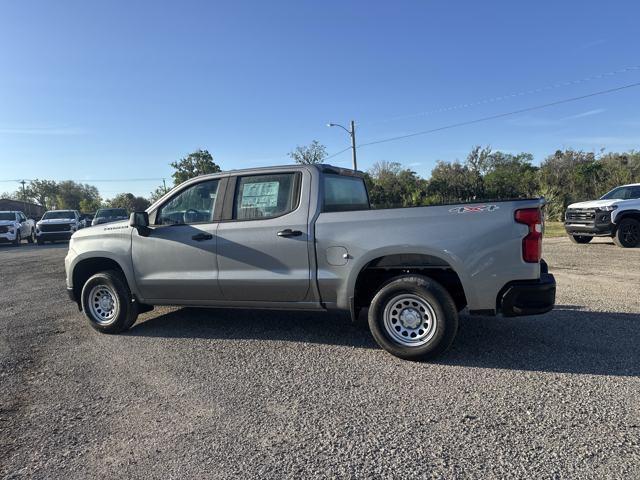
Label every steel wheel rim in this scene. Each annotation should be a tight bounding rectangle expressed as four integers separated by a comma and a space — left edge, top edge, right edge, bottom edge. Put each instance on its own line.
383, 294, 437, 347
88, 285, 119, 325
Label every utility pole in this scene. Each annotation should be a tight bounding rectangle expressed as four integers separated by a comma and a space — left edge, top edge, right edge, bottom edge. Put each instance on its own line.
349, 120, 357, 171
162, 178, 167, 194
19, 180, 30, 217
327, 120, 358, 171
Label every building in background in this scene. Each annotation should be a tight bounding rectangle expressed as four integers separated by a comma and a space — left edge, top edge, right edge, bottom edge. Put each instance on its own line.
0, 198, 46, 219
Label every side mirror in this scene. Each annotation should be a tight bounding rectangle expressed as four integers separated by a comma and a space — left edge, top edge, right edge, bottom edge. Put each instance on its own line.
129, 211, 150, 236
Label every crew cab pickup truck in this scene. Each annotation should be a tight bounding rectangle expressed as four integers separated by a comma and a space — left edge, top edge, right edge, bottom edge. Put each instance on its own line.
0, 211, 36, 246
65, 164, 556, 360
36, 210, 83, 245
564, 183, 640, 248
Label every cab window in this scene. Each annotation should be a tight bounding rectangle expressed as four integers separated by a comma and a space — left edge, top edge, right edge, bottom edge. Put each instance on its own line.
156, 180, 220, 225
233, 173, 299, 220
323, 174, 370, 212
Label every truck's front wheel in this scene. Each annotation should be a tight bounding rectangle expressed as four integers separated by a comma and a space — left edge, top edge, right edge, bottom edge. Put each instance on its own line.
81, 270, 139, 334
368, 275, 458, 361
614, 218, 640, 248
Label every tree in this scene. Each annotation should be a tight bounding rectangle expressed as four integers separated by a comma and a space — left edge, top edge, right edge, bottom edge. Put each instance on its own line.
0, 190, 20, 200
366, 161, 428, 208
55, 181, 101, 210
107, 193, 151, 212
288, 140, 327, 165
427, 160, 475, 203
464, 145, 493, 198
25, 179, 59, 209
483, 152, 539, 199
149, 184, 169, 203
79, 198, 102, 213
171, 149, 221, 185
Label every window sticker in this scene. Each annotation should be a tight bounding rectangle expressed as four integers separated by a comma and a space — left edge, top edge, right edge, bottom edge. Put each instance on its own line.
240, 181, 279, 209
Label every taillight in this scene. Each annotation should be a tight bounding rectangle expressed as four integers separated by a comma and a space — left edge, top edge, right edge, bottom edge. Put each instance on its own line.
515, 208, 542, 263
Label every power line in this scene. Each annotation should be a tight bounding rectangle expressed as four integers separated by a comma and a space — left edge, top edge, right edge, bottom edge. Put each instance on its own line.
324, 146, 353, 161
358, 65, 640, 127
0, 177, 165, 183
352, 81, 640, 149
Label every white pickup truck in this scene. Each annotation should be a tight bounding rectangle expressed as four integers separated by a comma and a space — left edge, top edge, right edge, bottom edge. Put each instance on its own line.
36, 209, 83, 245
0, 211, 36, 246
564, 183, 640, 248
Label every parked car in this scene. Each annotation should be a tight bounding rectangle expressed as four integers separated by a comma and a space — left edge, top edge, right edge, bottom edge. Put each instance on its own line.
564, 183, 640, 248
36, 210, 82, 245
79, 214, 94, 228
0, 211, 36, 246
91, 208, 128, 226
65, 164, 556, 361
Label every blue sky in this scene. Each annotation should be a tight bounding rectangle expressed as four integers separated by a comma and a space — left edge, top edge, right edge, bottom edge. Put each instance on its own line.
1, 0, 639, 198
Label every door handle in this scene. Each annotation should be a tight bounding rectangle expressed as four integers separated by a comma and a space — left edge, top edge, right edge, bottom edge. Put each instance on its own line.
277, 229, 302, 238
192, 232, 213, 241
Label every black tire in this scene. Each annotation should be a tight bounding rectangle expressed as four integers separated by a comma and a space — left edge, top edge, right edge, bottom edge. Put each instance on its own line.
13, 231, 21, 247
368, 275, 458, 361
614, 218, 640, 248
569, 235, 592, 244
37, 238, 44, 245
80, 270, 139, 334
27, 230, 35, 244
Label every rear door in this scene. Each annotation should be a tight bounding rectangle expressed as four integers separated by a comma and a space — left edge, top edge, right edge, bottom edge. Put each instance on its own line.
216, 171, 311, 302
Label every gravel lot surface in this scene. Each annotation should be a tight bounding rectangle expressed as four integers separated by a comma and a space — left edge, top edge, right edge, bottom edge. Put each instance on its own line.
1, 238, 639, 479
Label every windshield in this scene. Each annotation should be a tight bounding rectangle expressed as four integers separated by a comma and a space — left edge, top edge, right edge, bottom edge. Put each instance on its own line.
600, 186, 640, 200
0, 212, 15, 221
42, 211, 75, 220
96, 209, 127, 218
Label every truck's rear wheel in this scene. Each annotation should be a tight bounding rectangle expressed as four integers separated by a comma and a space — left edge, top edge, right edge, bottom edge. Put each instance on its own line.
81, 270, 139, 333
614, 218, 640, 248
569, 234, 592, 244
27, 230, 35, 243
368, 275, 458, 361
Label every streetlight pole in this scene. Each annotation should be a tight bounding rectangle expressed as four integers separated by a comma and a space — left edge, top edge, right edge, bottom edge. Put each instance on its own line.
327, 120, 358, 171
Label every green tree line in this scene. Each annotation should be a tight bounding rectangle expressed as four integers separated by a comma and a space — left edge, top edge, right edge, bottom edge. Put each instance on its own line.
290, 140, 640, 220
3, 146, 639, 220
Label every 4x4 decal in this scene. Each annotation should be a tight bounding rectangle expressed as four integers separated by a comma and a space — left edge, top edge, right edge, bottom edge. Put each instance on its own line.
449, 205, 500, 214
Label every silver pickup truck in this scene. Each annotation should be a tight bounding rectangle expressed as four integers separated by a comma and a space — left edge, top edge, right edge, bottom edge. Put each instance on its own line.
65, 164, 555, 360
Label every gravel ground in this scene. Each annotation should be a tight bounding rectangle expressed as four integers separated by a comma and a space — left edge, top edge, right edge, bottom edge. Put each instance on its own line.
1, 238, 639, 479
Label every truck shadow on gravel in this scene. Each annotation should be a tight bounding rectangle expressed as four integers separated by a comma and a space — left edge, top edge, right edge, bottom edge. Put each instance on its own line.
129, 305, 639, 377
441, 306, 640, 377
129, 307, 377, 350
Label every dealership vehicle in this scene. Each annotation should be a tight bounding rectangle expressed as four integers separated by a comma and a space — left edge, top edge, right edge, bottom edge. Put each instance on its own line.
564, 183, 640, 248
65, 164, 555, 360
91, 208, 128, 226
36, 210, 82, 245
0, 211, 35, 246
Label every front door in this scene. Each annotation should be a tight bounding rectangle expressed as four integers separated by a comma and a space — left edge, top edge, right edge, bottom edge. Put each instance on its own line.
131, 178, 222, 302
217, 172, 311, 302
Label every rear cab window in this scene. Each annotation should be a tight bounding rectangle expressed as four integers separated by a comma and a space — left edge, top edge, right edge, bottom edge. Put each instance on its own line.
233, 173, 300, 220
323, 174, 370, 212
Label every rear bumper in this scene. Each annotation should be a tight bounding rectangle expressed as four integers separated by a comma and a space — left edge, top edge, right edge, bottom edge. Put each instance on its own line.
498, 272, 556, 317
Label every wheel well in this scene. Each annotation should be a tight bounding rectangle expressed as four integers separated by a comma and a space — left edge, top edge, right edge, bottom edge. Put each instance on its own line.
353, 254, 467, 312
616, 211, 640, 224
72, 258, 126, 308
